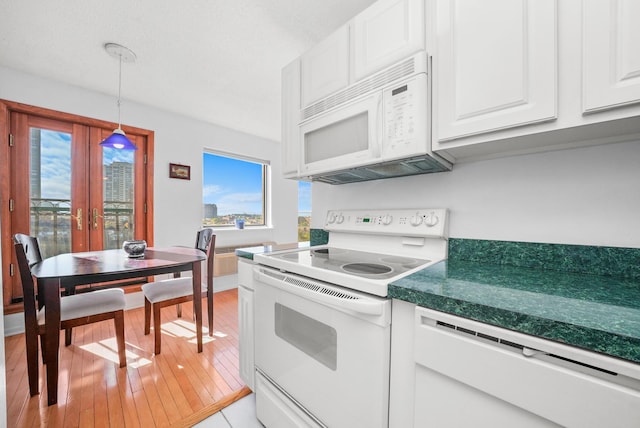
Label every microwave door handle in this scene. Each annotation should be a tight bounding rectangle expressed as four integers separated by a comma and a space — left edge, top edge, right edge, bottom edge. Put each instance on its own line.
374, 95, 384, 157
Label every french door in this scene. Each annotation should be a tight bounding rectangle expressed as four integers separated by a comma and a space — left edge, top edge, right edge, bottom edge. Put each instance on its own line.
1, 101, 154, 308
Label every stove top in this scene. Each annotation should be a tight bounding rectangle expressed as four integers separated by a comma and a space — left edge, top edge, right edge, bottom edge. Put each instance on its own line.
270, 246, 430, 280
255, 208, 449, 296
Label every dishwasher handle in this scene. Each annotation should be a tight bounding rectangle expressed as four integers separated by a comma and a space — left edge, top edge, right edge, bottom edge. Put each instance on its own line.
254, 267, 386, 316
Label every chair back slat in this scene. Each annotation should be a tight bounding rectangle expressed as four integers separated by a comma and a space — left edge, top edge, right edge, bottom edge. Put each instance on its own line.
13, 240, 40, 333
196, 228, 216, 284
14, 233, 43, 266
195, 228, 214, 254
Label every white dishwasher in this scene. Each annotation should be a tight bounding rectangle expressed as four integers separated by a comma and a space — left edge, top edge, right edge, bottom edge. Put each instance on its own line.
390, 301, 640, 428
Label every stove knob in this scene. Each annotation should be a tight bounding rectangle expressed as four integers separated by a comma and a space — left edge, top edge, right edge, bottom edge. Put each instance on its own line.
409, 213, 423, 226
335, 213, 345, 224
327, 213, 337, 224
381, 214, 393, 225
424, 212, 439, 227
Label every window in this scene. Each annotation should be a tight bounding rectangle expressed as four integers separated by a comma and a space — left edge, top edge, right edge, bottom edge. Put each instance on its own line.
202, 152, 267, 227
298, 181, 311, 242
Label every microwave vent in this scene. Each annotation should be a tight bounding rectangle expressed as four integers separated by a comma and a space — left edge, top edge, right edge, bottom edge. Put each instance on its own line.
310, 155, 452, 185
301, 54, 420, 121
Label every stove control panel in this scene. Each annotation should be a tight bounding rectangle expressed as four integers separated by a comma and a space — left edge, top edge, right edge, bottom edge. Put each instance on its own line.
325, 208, 448, 238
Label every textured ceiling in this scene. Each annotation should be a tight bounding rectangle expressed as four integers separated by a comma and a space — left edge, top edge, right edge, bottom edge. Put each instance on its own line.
0, 0, 376, 141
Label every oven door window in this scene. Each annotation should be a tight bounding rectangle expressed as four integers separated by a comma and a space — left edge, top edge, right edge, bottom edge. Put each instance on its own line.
275, 303, 337, 370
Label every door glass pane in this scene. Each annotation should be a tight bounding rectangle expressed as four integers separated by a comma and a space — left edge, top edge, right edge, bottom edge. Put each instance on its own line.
102, 149, 135, 249
29, 128, 72, 258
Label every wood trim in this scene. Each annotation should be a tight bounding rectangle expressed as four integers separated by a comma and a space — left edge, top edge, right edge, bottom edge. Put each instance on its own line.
171, 386, 252, 428
1, 102, 12, 307
145, 132, 155, 246
0, 99, 154, 137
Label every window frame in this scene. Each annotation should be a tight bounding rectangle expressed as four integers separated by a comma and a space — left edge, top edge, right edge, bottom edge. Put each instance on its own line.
202, 150, 270, 228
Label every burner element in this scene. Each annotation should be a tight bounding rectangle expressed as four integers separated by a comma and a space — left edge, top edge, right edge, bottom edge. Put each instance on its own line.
342, 263, 393, 275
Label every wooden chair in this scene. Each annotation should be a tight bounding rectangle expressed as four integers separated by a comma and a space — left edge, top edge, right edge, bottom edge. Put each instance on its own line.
14, 233, 77, 345
13, 234, 127, 397
142, 229, 215, 354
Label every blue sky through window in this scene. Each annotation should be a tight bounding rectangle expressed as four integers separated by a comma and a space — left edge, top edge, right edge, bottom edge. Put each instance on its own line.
203, 153, 263, 215
36, 129, 134, 199
203, 152, 311, 216
298, 181, 311, 215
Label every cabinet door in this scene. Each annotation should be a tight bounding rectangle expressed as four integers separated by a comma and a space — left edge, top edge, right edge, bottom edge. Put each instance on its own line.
435, 0, 557, 142
238, 284, 255, 390
300, 25, 349, 107
352, 0, 425, 81
412, 307, 640, 428
583, 0, 640, 113
281, 59, 301, 178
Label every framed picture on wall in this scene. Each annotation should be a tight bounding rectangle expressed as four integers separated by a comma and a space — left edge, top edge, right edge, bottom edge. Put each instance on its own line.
169, 163, 190, 180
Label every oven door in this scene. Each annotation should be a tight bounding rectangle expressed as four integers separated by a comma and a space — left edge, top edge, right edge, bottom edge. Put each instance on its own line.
254, 266, 391, 428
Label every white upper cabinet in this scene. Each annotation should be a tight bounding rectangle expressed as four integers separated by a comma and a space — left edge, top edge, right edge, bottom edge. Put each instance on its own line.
583, 0, 640, 113
352, 0, 425, 81
300, 25, 350, 108
434, 0, 557, 142
281, 59, 301, 178
300, 0, 425, 110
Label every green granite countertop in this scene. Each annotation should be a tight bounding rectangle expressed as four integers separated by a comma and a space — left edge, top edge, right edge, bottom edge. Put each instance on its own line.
389, 259, 640, 364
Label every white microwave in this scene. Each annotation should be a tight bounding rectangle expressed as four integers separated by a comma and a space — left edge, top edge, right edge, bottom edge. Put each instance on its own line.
298, 53, 452, 184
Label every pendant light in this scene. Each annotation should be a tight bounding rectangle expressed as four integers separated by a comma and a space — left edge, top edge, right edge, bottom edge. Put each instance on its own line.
100, 43, 138, 150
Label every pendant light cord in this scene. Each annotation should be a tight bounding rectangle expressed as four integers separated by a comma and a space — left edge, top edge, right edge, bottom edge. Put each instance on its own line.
117, 52, 123, 129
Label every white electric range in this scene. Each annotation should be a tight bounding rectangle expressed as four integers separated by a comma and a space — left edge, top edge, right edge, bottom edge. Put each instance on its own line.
252, 208, 448, 428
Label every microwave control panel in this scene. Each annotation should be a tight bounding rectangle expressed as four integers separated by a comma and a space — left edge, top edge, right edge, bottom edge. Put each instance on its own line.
383, 73, 428, 157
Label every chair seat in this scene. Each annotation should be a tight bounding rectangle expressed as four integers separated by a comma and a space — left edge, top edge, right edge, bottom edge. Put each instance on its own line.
37, 288, 126, 324
142, 277, 206, 304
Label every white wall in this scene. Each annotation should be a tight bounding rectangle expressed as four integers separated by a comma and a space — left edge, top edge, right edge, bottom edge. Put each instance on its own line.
0, 65, 299, 248
313, 140, 640, 249
0, 65, 299, 338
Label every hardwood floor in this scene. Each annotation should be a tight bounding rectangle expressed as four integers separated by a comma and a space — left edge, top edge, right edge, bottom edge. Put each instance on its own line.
5, 289, 248, 427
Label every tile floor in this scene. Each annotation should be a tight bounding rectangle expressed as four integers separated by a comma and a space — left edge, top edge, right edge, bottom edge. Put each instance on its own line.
193, 393, 264, 428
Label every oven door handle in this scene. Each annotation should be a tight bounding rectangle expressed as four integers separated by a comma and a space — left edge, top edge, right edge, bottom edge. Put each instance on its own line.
255, 268, 385, 316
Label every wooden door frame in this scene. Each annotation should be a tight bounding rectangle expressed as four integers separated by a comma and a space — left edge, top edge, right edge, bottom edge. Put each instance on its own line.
0, 99, 155, 312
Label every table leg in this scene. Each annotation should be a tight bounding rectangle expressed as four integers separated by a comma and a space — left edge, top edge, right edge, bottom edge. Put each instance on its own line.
192, 262, 203, 352
42, 278, 61, 406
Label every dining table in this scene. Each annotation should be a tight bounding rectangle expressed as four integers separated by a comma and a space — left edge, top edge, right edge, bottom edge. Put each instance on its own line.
29, 246, 207, 406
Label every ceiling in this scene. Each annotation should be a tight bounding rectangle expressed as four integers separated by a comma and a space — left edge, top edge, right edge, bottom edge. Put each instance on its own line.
0, 0, 376, 141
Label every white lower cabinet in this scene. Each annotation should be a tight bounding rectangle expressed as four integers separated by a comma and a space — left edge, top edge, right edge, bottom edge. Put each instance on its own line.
238, 258, 255, 390
389, 300, 640, 428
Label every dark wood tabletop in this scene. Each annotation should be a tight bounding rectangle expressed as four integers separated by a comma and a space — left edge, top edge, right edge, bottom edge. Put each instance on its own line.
31, 247, 205, 285
30, 246, 207, 405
